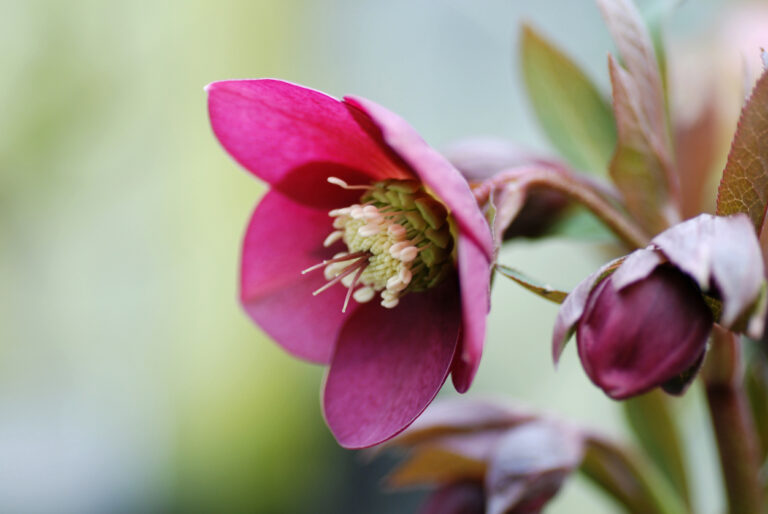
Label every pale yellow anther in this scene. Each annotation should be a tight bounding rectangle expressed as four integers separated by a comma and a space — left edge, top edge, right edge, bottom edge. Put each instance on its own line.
381, 297, 399, 309
323, 231, 344, 247
341, 274, 356, 288
399, 246, 419, 263
329, 207, 351, 217
353, 286, 375, 303
358, 222, 383, 237
361, 205, 380, 219
327, 176, 350, 188
389, 241, 409, 257
386, 276, 408, 293
388, 224, 406, 239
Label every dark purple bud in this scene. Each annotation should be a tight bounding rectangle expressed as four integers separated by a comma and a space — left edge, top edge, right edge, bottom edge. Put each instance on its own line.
577, 266, 713, 399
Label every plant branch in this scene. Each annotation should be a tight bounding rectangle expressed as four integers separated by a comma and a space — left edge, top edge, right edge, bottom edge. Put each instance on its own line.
702, 326, 764, 514
473, 166, 650, 249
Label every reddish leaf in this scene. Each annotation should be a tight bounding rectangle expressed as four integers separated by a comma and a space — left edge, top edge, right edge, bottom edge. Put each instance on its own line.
597, 0, 670, 155
674, 89, 720, 218
608, 55, 675, 235
716, 69, 768, 233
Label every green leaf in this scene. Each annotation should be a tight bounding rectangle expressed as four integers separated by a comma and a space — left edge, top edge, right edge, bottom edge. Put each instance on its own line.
607, 56, 673, 235
519, 24, 616, 174
495, 263, 568, 304
623, 391, 691, 510
716, 68, 768, 233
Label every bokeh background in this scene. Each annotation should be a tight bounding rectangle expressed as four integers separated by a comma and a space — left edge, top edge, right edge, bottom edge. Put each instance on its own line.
2, 0, 765, 512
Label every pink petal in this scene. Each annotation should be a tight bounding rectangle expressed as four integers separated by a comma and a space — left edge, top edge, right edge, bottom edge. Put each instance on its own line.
207, 79, 411, 209
343, 95, 494, 259
241, 190, 358, 364
451, 234, 492, 393
323, 278, 462, 448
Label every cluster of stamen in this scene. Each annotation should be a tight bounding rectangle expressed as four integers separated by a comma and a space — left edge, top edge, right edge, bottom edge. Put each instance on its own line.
302, 177, 454, 311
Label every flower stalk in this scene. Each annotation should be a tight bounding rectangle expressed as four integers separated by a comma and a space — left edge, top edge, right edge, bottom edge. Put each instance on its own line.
472, 166, 650, 249
703, 326, 764, 514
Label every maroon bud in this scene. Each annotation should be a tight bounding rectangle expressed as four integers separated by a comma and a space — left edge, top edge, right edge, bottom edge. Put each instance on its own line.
577, 266, 713, 399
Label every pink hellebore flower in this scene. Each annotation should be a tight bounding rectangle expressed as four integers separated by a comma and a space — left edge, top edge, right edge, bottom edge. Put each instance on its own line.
206, 79, 494, 448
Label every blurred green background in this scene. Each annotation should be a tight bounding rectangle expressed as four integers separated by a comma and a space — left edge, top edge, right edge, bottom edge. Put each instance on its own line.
0, 0, 760, 512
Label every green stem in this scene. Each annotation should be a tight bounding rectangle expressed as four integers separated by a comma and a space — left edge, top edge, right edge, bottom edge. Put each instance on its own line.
702, 326, 764, 514
473, 166, 650, 249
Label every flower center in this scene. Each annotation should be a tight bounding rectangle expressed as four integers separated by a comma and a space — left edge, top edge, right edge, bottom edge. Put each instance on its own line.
303, 177, 455, 311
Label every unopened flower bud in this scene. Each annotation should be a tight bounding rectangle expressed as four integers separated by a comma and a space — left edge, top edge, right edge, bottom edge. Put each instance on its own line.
577, 266, 713, 399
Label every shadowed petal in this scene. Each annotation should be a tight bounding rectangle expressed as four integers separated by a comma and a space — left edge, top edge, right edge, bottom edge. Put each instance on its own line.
485, 421, 584, 514
207, 79, 411, 209
344, 95, 494, 259
241, 190, 357, 364
451, 235, 492, 393
323, 278, 462, 448
389, 399, 533, 447
421, 482, 485, 514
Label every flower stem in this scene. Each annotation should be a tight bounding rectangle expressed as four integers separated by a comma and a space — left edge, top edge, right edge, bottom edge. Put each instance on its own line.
473, 166, 650, 249
702, 326, 764, 514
